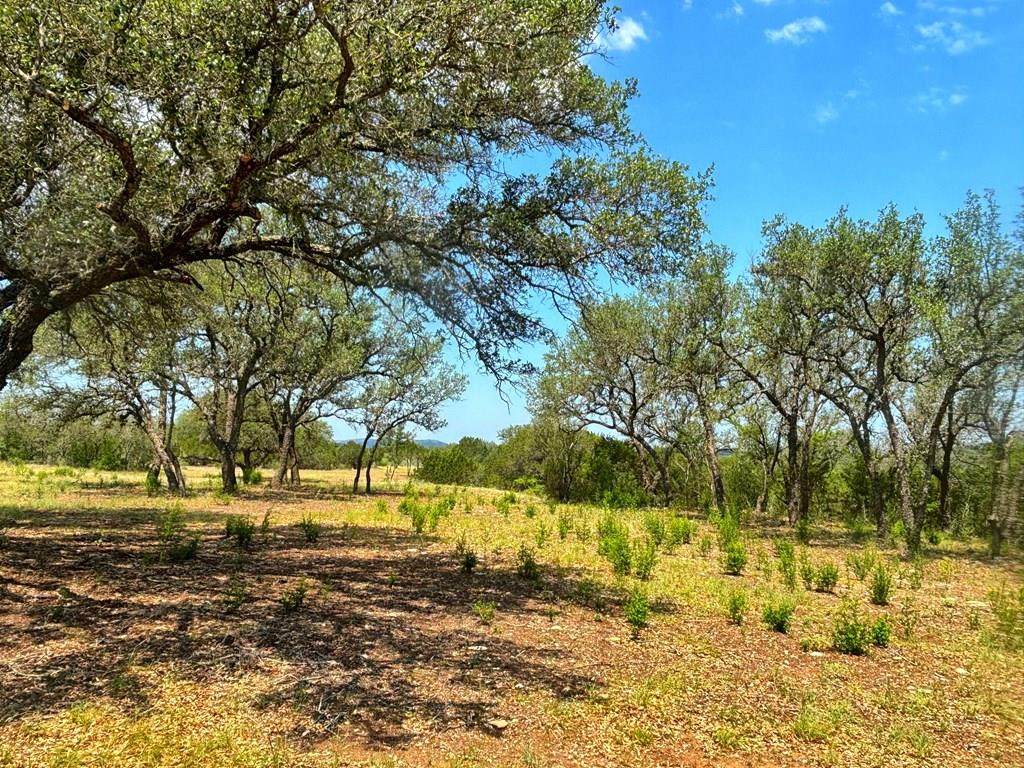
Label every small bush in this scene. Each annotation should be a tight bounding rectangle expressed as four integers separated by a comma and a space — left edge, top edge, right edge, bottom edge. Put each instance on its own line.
815, 563, 840, 593
297, 514, 322, 543
156, 506, 199, 563
763, 596, 796, 633
988, 584, 1024, 651
870, 564, 893, 606
777, 539, 797, 590
224, 515, 256, 548
473, 600, 496, 625
722, 540, 748, 576
524, 503, 537, 518
535, 521, 549, 548
144, 470, 161, 496
409, 503, 428, 535
697, 534, 713, 558
455, 535, 477, 574
279, 579, 309, 613
666, 517, 696, 549
795, 514, 811, 544
242, 466, 263, 485
517, 546, 541, 582
726, 587, 748, 625
832, 600, 872, 655
557, 510, 573, 540
716, 513, 740, 550
799, 552, 815, 590
632, 539, 657, 581
624, 588, 650, 634
847, 548, 877, 581
872, 616, 892, 647
598, 518, 632, 576
374, 498, 388, 516
643, 513, 666, 548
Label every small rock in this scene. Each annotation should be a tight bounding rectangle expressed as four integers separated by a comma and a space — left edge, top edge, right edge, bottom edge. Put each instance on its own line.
487, 718, 510, 730
955, 667, 969, 675
809, 651, 825, 658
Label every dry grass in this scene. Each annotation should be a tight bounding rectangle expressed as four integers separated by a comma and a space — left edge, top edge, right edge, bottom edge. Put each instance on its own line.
0, 462, 1021, 767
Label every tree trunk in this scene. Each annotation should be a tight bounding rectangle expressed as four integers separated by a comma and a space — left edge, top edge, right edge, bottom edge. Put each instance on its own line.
352, 433, 371, 494
220, 447, 238, 494
0, 289, 52, 393
273, 422, 295, 488
784, 415, 801, 525
699, 405, 726, 512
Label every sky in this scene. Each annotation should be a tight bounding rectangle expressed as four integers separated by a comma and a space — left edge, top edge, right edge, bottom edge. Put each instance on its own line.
376, 0, 1024, 444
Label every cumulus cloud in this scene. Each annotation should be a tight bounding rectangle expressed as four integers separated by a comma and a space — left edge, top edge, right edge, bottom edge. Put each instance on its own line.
600, 17, 649, 51
917, 20, 990, 54
814, 103, 839, 124
765, 16, 828, 45
879, 2, 903, 16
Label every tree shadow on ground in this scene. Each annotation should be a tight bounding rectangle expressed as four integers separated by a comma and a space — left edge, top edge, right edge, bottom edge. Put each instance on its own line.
0, 506, 612, 747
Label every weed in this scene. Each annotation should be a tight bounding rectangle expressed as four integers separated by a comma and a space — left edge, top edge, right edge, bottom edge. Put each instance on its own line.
473, 600, 496, 625
697, 534, 713, 558
722, 539, 748, 576
872, 616, 892, 647
763, 596, 796, 633
987, 583, 1024, 651
799, 551, 815, 590
666, 516, 696, 549
847, 548, 877, 581
557, 509, 572, 540
777, 539, 797, 590
643, 513, 666, 547
535, 521, 549, 548
455, 535, 478, 573
222, 575, 249, 613
156, 506, 199, 563
726, 587, 748, 625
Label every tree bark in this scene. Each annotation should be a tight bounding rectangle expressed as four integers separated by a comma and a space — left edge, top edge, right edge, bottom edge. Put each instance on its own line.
273, 422, 295, 488
352, 433, 371, 494
220, 446, 238, 494
698, 404, 726, 512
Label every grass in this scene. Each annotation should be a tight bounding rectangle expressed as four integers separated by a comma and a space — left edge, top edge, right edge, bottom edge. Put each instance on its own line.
0, 461, 1021, 767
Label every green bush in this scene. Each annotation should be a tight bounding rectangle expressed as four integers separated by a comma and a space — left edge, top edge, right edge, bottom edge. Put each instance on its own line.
716, 513, 740, 550
155, 506, 199, 562
455, 535, 478, 573
722, 540, 748, 576
763, 596, 797, 633
872, 616, 892, 647
815, 563, 840, 593
643, 513, 666, 548
847, 549, 877, 581
988, 584, 1024, 651
624, 588, 650, 634
598, 515, 632, 576
224, 515, 256, 548
726, 587, 748, 625
557, 509, 573, 540
473, 600, 496, 625
832, 600, 872, 655
870, 564, 893, 606
279, 579, 309, 613
409, 503, 428, 535
666, 517, 696, 548
297, 514, 322, 543
144, 469, 161, 496
241, 466, 263, 485
776, 539, 797, 591
697, 534, 713, 558
517, 546, 541, 582
632, 539, 657, 581
799, 551, 815, 590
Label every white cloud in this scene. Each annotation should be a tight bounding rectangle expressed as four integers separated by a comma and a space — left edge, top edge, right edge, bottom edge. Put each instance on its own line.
917, 20, 989, 54
879, 2, 903, 16
731, 2, 745, 17
814, 102, 839, 124
601, 17, 649, 51
682, 0, 693, 9
918, 1, 992, 18
752, 0, 775, 5
914, 86, 969, 112
938, 149, 950, 161
765, 16, 828, 45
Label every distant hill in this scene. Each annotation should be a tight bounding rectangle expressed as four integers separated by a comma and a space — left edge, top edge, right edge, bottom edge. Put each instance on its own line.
340, 437, 448, 449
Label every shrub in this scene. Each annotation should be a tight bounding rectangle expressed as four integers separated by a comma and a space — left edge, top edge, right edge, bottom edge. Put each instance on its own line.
297, 514, 322, 543
517, 546, 541, 582
795, 514, 811, 544
988, 584, 1024, 651
763, 596, 796, 633
815, 563, 840, 593
908, 553, 925, 589
156, 506, 199, 563
535, 521, 549, 548
557, 510, 572, 540
473, 600, 496, 625
667, 517, 696, 549
144, 470, 161, 496
224, 515, 256, 548
624, 588, 650, 634
726, 587, 748, 625
632, 539, 657, 581
872, 616, 892, 647
777, 539, 797, 591
279, 579, 309, 613
697, 534, 713, 558
598, 517, 632, 576
716, 513, 740, 550
643, 513, 666, 548
524, 503, 537, 518
374, 498, 388, 515
832, 600, 872, 655
241, 466, 263, 485
847, 548, 876, 581
260, 510, 272, 535
722, 540, 748, 576
870, 564, 893, 606
221, 575, 249, 613
409, 503, 428, 535
799, 551, 815, 590
455, 535, 478, 574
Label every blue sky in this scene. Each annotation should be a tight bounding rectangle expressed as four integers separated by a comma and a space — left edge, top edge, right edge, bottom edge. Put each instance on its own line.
399, 0, 1024, 443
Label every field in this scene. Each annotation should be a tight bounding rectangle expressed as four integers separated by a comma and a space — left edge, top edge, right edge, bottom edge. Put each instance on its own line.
0, 463, 1022, 768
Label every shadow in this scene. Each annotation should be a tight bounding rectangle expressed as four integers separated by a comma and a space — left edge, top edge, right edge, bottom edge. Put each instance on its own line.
0, 512, 605, 747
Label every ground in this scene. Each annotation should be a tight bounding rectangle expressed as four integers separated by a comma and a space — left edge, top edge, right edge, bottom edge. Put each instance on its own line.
0, 463, 1021, 767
